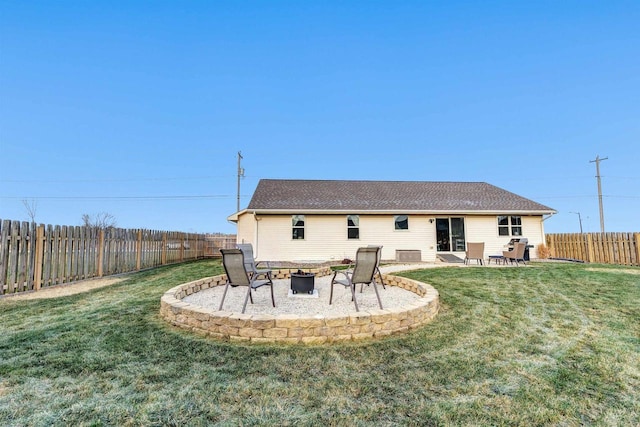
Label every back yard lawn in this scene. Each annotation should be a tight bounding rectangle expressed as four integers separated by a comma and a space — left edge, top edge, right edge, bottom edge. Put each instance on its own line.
1, 260, 638, 426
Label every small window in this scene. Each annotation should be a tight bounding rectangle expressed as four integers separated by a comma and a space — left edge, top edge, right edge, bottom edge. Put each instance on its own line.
292, 215, 305, 240
511, 216, 522, 236
394, 215, 409, 230
498, 215, 510, 236
347, 215, 359, 239
498, 215, 522, 236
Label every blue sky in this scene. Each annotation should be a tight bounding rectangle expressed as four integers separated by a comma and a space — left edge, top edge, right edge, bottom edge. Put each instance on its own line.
1, 1, 639, 234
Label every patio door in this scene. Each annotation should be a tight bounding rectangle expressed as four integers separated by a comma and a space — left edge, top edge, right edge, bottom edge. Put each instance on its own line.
436, 217, 466, 252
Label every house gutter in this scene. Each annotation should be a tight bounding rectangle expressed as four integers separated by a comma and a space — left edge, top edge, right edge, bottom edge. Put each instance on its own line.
226, 209, 248, 223
240, 209, 557, 216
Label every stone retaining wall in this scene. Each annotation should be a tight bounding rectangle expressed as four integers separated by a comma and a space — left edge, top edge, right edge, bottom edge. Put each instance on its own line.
160, 268, 440, 344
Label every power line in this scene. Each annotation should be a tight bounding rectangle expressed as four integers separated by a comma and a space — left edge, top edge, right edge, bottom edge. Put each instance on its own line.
4, 194, 637, 202
532, 195, 640, 199
0, 175, 237, 184
0, 195, 235, 201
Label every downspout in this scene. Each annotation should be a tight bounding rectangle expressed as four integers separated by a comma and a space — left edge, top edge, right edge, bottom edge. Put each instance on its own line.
541, 213, 555, 234
253, 212, 260, 259
540, 213, 555, 249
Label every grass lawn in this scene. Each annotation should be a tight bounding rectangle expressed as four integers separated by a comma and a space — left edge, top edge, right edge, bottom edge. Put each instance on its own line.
1, 260, 638, 426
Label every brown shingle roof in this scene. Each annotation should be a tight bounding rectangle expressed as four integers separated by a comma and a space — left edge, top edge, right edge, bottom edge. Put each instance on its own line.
246, 179, 555, 213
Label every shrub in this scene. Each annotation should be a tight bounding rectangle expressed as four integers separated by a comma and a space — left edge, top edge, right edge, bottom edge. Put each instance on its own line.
537, 243, 551, 259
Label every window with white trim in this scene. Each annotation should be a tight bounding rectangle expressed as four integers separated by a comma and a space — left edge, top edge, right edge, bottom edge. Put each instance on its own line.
498, 215, 523, 236
292, 215, 305, 239
347, 215, 359, 239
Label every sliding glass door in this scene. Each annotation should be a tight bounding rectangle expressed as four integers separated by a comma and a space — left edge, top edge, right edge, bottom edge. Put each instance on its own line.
436, 217, 466, 252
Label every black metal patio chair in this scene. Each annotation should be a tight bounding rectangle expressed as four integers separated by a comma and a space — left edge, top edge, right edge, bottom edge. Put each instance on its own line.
219, 248, 275, 313
329, 246, 383, 312
237, 243, 273, 280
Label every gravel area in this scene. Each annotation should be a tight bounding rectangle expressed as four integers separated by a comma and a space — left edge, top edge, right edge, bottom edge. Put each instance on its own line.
184, 264, 433, 316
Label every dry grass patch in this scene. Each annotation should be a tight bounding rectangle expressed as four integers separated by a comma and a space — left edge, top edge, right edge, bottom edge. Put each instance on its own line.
586, 267, 640, 275
0, 277, 127, 301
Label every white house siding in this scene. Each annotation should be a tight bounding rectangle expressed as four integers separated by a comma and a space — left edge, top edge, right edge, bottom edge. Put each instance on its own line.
238, 214, 354, 262
236, 214, 255, 248
360, 215, 437, 262
463, 216, 501, 256
521, 215, 546, 258
235, 213, 546, 263
362, 214, 546, 261
236, 214, 437, 263
463, 215, 545, 258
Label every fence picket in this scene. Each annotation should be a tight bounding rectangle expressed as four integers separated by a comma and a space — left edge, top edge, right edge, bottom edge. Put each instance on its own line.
80, 226, 88, 279
54, 225, 63, 285
16, 222, 29, 292
34, 225, 44, 291
42, 225, 51, 287
27, 222, 37, 291
0, 220, 9, 292
621, 232, 631, 266
594, 233, 603, 263
7, 221, 20, 293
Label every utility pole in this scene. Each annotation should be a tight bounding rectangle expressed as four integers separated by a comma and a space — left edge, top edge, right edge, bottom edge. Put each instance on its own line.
589, 155, 608, 233
237, 151, 244, 212
569, 211, 583, 233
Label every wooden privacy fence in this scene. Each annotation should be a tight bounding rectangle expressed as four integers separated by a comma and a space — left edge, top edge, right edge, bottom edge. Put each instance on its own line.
546, 232, 640, 266
0, 219, 235, 296
204, 234, 237, 258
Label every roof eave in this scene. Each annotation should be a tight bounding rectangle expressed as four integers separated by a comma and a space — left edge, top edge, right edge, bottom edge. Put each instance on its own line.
227, 208, 249, 223
241, 208, 557, 216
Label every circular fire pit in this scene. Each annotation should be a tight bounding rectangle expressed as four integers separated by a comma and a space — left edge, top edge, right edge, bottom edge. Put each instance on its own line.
290, 270, 315, 294
160, 267, 439, 344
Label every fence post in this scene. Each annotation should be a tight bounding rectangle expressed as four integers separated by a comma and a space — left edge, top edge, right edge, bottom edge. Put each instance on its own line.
97, 229, 105, 277
136, 229, 142, 270
606, 233, 615, 264
586, 233, 595, 263
34, 224, 45, 291
546, 234, 554, 258
162, 233, 167, 265
635, 233, 640, 267
179, 232, 185, 262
